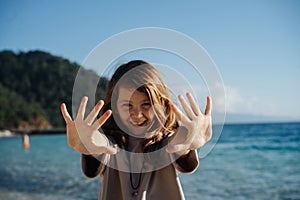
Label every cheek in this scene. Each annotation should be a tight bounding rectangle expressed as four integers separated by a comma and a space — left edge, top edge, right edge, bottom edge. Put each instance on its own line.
117, 107, 129, 120
146, 108, 155, 120
115, 108, 131, 131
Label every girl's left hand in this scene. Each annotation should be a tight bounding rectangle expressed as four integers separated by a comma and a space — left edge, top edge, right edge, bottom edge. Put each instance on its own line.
166, 93, 212, 156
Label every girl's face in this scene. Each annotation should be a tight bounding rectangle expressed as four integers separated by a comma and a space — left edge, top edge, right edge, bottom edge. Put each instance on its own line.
116, 85, 155, 136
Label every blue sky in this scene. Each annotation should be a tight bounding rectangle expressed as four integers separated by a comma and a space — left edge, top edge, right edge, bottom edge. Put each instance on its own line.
1, 0, 299, 123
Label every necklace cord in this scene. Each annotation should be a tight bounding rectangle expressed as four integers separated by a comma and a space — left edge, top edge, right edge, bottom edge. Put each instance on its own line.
129, 172, 143, 190
129, 158, 145, 191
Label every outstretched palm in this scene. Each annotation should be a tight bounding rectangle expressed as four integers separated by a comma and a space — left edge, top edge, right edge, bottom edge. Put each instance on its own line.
60, 96, 117, 155
167, 93, 212, 155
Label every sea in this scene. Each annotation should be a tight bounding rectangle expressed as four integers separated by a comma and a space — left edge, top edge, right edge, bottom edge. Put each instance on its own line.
0, 122, 299, 200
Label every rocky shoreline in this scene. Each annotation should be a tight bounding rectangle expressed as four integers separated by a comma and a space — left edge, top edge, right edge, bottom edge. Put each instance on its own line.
0, 128, 66, 137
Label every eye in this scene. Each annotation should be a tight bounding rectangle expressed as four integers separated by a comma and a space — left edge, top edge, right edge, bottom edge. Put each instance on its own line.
122, 103, 131, 108
142, 102, 151, 108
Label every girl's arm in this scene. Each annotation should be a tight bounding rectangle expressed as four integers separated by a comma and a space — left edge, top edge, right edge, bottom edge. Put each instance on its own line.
81, 154, 102, 178
167, 94, 212, 170
81, 136, 115, 178
174, 149, 199, 173
166, 133, 199, 173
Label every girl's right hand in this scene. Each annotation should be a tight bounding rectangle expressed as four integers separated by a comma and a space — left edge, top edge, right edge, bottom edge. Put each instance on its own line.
60, 96, 117, 155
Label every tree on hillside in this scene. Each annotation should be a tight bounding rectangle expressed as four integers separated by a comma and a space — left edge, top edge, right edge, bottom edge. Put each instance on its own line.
0, 50, 108, 129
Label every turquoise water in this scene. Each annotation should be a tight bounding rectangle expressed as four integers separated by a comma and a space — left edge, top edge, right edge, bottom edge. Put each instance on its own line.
0, 122, 299, 200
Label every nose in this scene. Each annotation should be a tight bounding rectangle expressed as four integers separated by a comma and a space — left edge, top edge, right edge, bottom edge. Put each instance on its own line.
130, 107, 144, 120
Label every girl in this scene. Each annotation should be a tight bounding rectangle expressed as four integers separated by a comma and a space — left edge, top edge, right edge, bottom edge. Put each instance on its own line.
61, 60, 212, 200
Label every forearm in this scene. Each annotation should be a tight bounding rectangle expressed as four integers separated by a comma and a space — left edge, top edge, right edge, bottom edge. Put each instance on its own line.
174, 149, 199, 173
81, 154, 102, 178
81, 135, 113, 178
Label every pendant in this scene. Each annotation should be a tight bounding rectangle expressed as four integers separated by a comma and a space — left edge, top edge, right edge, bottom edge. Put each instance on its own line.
132, 190, 138, 197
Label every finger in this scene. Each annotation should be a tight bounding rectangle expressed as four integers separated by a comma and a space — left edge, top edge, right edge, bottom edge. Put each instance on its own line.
186, 92, 201, 116
103, 146, 118, 155
205, 96, 212, 115
166, 143, 190, 154
171, 104, 191, 125
88, 146, 118, 155
85, 100, 104, 124
61, 103, 73, 124
205, 126, 213, 142
82, 145, 118, 155
178, 95, 194, 120
92, 110, 112, 130
76, 96, 88, 120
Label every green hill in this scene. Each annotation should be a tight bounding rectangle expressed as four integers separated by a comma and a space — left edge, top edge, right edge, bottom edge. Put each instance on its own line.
0, 50, 108, 130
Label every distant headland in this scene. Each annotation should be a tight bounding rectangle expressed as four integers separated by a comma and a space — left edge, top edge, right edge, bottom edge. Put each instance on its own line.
0, 50, 108, 133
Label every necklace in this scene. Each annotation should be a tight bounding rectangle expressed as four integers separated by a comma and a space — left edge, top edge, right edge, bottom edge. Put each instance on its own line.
127, 136, 145, 197
130, 171, 143, 196
129, 159, 145, 197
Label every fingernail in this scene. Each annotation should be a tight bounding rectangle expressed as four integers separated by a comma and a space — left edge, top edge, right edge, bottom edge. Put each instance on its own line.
98, 100, 104, 105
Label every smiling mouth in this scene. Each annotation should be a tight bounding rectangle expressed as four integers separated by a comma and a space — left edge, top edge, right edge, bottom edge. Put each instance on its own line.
130, 120, 148, 127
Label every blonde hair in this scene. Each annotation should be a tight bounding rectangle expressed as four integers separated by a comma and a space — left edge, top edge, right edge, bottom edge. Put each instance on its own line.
102, 60, 178, 152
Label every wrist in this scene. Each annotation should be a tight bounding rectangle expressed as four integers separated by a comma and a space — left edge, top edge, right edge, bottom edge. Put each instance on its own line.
92, 132, 108, 147
176, 149, 191, 158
